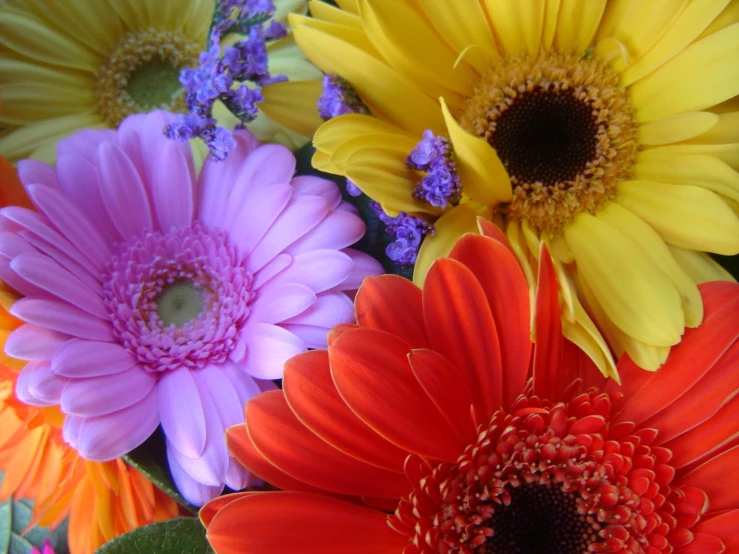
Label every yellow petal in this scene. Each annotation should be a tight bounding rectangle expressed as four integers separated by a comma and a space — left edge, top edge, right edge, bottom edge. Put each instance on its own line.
618, 180, 739, 255
699, 0, 739, 38
668, 245, 735, 283
0, 58, 88, 88
308, 0, 362, 27
483, 0, 546, 55
311, 150, 334, 173
330, 133, 417, 174
593, 37, 630, 74
682, 111, 739, 144
289, 12, 381, 59
260, 80, 324, 139
630, 23, 739, 123
345, 147, 437, 217
0, 83, 92, 125
564, 212, 684, 346
313, 113, 414, 155
359, 0, 475, 101
418, 0, 499, 73
334, 0, 359, 15
597, 202, 702, 328
440, 98, 512, 206
638, 112, 719, 146
413, 203, 485, 286
621, 0, 729, 86
292, 23, 445, 136
639, 142, 739, 170
506, 221, 537, 321
554, 0, 607, 54
561, 296, 618, 380
635, 154, 739, 202
542, 0, 561, 50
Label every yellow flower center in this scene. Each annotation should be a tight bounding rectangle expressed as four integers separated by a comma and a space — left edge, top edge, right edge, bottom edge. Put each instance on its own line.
94, 28, 201, 127
461, 51, 637, 233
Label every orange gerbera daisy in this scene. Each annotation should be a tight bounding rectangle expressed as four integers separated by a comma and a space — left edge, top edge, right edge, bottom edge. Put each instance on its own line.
201, 225, 739, 553
0, 156, 180, 554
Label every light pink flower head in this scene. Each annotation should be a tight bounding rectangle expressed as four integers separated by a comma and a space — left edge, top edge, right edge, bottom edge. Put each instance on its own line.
0, 111, 382, 505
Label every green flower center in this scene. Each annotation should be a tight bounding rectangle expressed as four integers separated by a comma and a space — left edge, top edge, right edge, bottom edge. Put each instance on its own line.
156, 281, 205, 328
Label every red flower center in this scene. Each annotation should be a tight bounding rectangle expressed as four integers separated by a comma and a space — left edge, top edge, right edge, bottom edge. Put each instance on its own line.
390, 387, 707, 554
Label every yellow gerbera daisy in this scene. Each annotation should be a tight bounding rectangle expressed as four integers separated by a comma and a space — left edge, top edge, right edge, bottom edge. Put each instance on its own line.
0, 0, 323, 162
294, 0, 739, 374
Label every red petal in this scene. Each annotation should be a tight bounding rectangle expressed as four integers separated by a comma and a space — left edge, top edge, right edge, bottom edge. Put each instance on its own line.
423, 257, 502, 419
330, 327, 467, 462
614, 285, 739, 427
327, 323, 361, 346
476, 217, 513, 250
355, 275, 428, 348
283, 350, 408, 472
448, 234, 531, 409
532, 246, 564, 400
407, 348, 478, 445
206, 492, 408, 554
673, 532, 725, 554
200, 492, 255, 528
246, 391, 410, 498
680, 444, 739, 512
693, 510, 739, 552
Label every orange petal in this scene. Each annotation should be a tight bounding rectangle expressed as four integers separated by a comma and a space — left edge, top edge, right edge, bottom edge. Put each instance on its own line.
329, 327, 467, 461
246, 391, 410, 498
448, 234, 531, 408
283, 350, 409, 472
532, 246, 564, 400
206, 492, 408, 554
680, 445, 739, 512
200, 491, 257, 528
327, 323, 361, 346
423, 257, 502, 419
476, 217, 514, 250
354, 275, 428, 348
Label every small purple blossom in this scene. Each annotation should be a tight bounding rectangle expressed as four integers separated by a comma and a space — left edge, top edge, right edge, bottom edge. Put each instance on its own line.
345, 179, 362, 197
165, 0, 287, 161
318, 74, 370, 120
371, 201, 434, 266
407, 130, 461, 209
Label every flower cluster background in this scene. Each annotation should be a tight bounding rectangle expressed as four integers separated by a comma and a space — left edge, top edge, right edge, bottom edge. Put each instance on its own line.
0, 0, 738, 553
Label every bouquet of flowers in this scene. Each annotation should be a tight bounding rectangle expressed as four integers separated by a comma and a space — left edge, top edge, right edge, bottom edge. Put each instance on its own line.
0, 1, 737, 553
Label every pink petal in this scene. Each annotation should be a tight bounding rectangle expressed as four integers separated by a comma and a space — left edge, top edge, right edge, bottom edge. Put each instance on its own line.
57, 128, 116, 164
26, 185, 112, 271
281, 323, 333, 350
233, 143, 296, 195
0, 233, 48, 298
16, 361, 69, 406
337, 248, 384, 291
10, 298, 113, 341
247, 195, 330, 272
136, 111, 192, 186
287, 210, 365, 255
157, 368, 206, 458
152, 140, 194, 231
61, 365, 157, 417
69, 387, 159, 461
196, 364, 245, 428
5, 324, 70, 361
252, 253, 291, 289
167, 444, 223, 506
241, 322, 306, 379
96, 142, 154, 239
224, 457, 250, 491
274, 250, 354, 293
250, 282, 317, 325
284, 292, 354, 329
289, 175, 342, 209
219, 361, 264, 406
11, 252, 107, 318
52, 338, 138, 377
17, 159, 60, 192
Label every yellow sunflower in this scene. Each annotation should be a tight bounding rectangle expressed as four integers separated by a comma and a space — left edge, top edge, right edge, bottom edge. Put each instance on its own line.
294, 0, 739, 374
0, 0, 323, 162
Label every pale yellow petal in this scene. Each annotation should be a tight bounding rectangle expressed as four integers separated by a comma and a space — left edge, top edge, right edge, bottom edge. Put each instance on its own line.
266, 36, 324, 82
292, 23, 445, 136
359, 0, 475, 102
521, 219, 542, 262
561, 296, 619, 379
598, 0, 687, 59
635, 154, 739, 202
618, 180, 739, 254
334, 0, 359, 15
506, 221, 537, 319
554, 0, 607, 54
597, 202, 702, 327
260, 80, 324, 139
274, 0, 308, 22
484, 0, 546, 55
440, 98, 512, 206
621, 0, 729, 86
0, 83, 92, 125
413, 203, 485, 286
564, 212, 684, 346
418, 0, 499, 73
682, 111, 739, 144
630, 23, 739, 123
639, 142, 739, 170
637, 112, 719, 146
669, 245, 735, 283
0, 58, 88, 89
307, 0, 361, 27
593, 37, 630, 74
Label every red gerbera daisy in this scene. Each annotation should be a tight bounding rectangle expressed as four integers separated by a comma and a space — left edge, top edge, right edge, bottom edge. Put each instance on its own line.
201, 222, 738, 554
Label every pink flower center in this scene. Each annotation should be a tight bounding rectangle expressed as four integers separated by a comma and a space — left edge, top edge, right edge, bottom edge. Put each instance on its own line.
390, 388, 708, 554
102, 222, 254, 372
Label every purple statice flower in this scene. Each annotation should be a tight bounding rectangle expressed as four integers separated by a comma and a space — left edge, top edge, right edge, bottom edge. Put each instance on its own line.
3, 111, 382, 506
317, 74, 370, 120
165, 0, 287, 161
345, 179, 362, 197
407, 130, 461, 210
371, 201, 434, 266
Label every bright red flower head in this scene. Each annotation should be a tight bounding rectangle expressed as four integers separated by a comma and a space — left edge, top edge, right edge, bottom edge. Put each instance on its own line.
202, 224, 739, 554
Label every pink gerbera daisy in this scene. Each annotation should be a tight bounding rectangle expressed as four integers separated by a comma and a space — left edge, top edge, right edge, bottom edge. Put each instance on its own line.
0, 110, 381, 505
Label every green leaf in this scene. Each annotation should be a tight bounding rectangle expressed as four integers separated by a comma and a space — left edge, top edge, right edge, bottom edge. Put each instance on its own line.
0, 496, 70, 554
93, 517, 214, 554
123, 428, 198, 514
